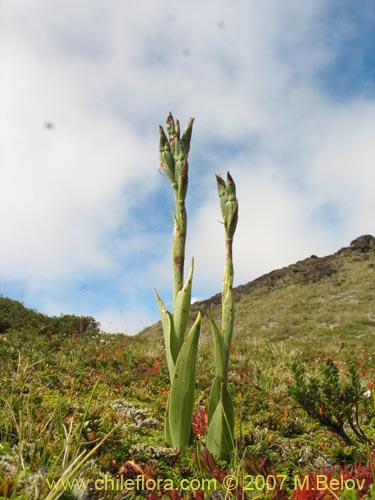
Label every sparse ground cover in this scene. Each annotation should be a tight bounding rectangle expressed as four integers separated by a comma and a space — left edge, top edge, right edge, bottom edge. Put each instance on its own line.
0, 237, 375, 499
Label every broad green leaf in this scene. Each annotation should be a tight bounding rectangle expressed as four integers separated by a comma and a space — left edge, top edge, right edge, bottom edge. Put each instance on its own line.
174, 259, 194, 350
207, 383, 234, 461
165, 395, 172, 445
154, 290, 177, 377
168, 312, 201, 448
207, 311, 226, 380
208, 376, 222, 423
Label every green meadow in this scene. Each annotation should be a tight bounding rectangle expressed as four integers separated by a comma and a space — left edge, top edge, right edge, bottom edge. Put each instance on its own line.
1, 235, 375, 499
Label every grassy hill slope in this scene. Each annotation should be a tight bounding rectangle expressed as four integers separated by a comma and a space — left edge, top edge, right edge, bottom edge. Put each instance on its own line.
0, 296, 100, 337
140, 234, 375, 356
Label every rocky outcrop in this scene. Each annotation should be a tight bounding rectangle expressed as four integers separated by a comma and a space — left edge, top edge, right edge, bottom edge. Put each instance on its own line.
349, 235, 375, 252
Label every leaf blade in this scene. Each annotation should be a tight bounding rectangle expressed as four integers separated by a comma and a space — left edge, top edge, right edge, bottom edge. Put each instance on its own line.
168, 312, 201, 448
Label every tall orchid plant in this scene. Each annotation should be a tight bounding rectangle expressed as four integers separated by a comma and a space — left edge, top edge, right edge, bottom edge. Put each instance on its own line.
155, 114, 238, 461
154, 113, 201, 449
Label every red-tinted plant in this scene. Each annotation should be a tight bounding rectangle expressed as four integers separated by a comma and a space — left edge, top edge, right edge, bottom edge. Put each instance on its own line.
291, 460, 374, 500
194, 448, 246, 499
192, 407, 208, 437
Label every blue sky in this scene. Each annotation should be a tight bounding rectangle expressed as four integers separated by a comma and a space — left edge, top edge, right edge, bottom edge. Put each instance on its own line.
1, 0, 374, 333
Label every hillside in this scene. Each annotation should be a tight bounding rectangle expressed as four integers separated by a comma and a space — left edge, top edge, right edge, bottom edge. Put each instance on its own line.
139, 234, 375, 354
0, 296, 100, 337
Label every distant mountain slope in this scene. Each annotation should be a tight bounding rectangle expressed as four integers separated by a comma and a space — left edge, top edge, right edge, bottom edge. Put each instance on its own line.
138, 235, 375, 351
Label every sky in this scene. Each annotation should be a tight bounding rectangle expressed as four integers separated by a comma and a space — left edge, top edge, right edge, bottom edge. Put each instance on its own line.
1, 0, 374, 334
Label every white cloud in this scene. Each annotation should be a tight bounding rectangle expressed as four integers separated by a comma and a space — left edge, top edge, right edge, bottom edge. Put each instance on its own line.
95, 305, 156, 335
1, 32, 155, 283
306, 100, 375, 209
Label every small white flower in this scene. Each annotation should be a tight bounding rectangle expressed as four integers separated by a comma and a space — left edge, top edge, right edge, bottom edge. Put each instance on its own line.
364, 389, 371, 398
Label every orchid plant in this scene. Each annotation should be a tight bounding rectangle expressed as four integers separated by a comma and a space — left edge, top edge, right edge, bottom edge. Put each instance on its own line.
155, 114, 238, 461
207, 172, 238, 460
154, 113, 201, 449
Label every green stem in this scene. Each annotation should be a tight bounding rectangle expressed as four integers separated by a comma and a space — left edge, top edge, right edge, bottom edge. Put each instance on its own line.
172, 200, 187, 303
222, 238, 234, 362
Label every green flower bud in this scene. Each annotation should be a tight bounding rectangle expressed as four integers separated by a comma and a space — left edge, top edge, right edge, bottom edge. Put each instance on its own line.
216, 172, 239, 241
159, 126, 176, 186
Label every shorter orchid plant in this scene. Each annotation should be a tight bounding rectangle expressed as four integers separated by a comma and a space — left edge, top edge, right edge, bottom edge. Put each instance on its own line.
207, 172, 238, 460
